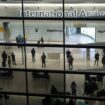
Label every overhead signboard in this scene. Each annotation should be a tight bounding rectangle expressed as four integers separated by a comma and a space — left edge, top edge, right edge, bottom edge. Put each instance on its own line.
0, 3, 105, 18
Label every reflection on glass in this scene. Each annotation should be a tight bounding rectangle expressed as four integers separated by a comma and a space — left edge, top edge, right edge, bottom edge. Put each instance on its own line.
0, 46, 25, 68
29, 96, 64, 105
6, 95, 27, 105
66, 73, 105, 98
0, 71, 26, 92
66, 74, 85, 97
28, 73, 64, 94
66, 99, 101, 105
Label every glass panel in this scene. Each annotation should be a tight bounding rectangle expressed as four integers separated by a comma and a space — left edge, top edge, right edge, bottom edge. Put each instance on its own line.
29, 96, 64, 105
65, 48, 105, 70
26, 47, 64, 70
0, 71, 26, 92
66, 74, 84, 97
28, 72, 64, 94
10, 22, 24, 43
66, 99, 103, 105
0, 45, 25, 68
0, 20, 25, 68
65, 21, 105, 45
29, 96, 44, 105
5, 95, 27, 105
0, 21, 24, 46
23, 21, 63, 44
66, 73, 105, 97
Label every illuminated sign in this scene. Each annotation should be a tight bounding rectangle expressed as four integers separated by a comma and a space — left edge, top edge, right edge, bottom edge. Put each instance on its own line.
18, 9, 105, 17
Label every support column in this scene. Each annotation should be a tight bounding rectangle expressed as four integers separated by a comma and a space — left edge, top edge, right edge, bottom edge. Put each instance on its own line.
3, 22, 11, 43
3, 22, 12, 53
86, 48, 90, 60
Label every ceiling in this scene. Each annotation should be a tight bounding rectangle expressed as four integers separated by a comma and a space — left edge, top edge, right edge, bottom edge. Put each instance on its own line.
0, 0, 105, 3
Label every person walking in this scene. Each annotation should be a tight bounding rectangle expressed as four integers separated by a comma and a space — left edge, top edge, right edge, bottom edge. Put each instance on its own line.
102, 54, 105, 67
31, 48, 35, 62
1, 50, 7, 67
71, 81, 77, 96
94, 52, 100, 66
41, 52, 46, 67
68, 54, 74, 70
8, 56, 11, 68
11, 52, 16, 65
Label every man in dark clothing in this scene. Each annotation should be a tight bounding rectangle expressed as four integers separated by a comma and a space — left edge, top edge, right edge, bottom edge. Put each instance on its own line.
50, 85, 57, 94
71, 81, 77, 96
42, 96, 51, 105
31, 48, 35, 62
1, 51, 7, 67
41, 52, 46, 67
8, 56, 11, 68
11, 52, 16, 65
94, 52, 99, 66
68, 55, 74, 70
66, 49, 71, 61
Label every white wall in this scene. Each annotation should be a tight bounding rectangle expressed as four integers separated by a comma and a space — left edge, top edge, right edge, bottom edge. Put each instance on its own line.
96, 26, 105, 42
0, 21, 105, 43
10, 21, 63, 42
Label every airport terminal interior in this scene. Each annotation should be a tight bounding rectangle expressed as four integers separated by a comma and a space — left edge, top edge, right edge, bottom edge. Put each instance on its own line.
0, 0, 105, 105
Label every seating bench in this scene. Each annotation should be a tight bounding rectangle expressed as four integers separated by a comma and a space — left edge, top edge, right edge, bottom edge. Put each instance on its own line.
32, 72, 50, 79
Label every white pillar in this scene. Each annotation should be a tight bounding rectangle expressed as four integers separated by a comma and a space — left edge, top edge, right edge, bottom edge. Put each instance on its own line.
3, 22, 12, 54
86, 48, 90, 60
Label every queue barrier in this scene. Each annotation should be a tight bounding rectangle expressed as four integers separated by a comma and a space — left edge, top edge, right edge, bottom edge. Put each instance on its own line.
47, 53, 60, 61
